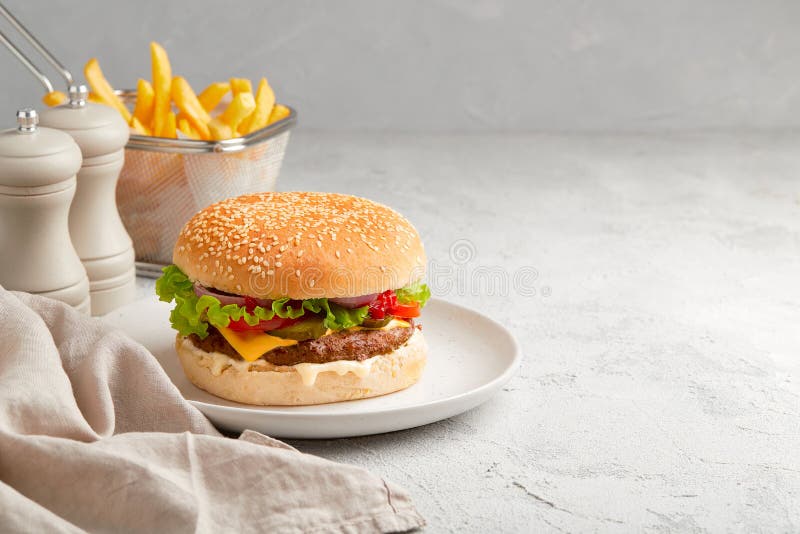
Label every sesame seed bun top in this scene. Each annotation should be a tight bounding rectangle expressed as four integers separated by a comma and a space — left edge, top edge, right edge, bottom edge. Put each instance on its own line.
173, 192, 426, 299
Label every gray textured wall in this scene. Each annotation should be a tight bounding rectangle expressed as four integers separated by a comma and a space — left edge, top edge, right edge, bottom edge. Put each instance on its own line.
1, 0, 799, 132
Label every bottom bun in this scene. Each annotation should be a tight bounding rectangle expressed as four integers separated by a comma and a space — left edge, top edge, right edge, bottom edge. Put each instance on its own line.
175, 330, 427, 406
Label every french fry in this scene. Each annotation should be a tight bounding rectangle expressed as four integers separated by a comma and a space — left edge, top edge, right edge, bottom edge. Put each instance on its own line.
219, 92, 256, 134
171, 77, 212, 140
208, 118, 232, 141
177, 117, 200, 139
162, 111, 177, 138
42, 90, 66, 106
267, 104, 290, 124
132, 79, 155, 128
79, 43, 284, 141
130, 116, 151, 136
240, 77, 275, 134
150, 42, 172, 137
198, 81, 230, 112
84, 58, 132, 123
230, 78, 252, 96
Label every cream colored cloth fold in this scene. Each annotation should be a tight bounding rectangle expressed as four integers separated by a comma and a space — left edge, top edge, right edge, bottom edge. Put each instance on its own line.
0, 289, 424, 533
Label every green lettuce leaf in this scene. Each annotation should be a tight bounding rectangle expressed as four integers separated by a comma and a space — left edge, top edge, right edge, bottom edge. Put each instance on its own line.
156, 264, 208, 337
396, 281, 431, 308
155, 264, 194, 303
303, 299, 370, 330
155, 265, 372, 338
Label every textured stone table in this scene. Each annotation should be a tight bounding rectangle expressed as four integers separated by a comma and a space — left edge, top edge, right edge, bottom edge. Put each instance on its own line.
137, 131, 800, 532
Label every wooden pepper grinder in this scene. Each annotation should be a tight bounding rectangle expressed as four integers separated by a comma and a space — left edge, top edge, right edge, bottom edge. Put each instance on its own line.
0, 108, 90, 312
39, 85, 135, 315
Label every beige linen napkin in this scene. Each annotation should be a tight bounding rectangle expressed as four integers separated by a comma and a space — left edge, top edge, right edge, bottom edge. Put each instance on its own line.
0, 289, 424, 533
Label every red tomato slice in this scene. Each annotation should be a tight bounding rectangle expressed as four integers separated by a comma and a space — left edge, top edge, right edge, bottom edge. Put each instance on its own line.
227, 316, 301, 332
387, 302, 421, 318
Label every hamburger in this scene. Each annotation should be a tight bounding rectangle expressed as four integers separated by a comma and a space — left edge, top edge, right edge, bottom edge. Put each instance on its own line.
155, 192, 430, 406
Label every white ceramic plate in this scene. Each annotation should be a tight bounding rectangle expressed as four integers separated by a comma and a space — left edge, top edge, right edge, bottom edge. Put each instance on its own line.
104, 296, 520, 439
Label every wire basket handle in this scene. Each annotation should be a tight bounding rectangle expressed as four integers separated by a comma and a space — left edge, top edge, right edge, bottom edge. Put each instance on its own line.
0, 1, 74, 93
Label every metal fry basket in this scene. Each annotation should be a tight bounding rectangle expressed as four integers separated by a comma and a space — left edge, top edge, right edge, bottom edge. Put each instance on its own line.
115, 90, 296, 268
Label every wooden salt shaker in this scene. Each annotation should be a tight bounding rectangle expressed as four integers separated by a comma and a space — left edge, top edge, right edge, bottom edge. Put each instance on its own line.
0, 108, 90, 312
39, 85, 135, 315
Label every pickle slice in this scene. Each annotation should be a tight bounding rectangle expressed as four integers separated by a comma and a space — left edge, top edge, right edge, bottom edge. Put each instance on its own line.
269, 317, 328, 341
360, 316, 393, 329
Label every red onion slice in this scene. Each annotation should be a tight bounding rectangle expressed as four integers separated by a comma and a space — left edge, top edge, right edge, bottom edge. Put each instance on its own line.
193, 282, 273, 308
329, 293, 378, 309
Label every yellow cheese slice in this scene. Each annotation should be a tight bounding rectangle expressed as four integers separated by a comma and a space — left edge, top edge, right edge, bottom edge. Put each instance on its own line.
216, 325, 298, 362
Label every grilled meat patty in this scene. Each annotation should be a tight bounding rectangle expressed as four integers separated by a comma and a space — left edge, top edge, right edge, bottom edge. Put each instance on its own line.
188, 322, 416, 366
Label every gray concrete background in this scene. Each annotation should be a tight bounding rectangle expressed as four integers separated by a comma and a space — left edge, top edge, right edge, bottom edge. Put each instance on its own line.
2, 0, 800, 132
